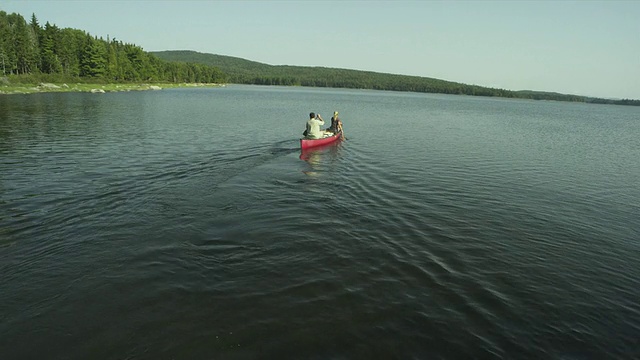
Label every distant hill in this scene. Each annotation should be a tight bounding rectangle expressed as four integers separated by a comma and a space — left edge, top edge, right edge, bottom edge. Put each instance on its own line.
150, 51, 270, 79
151, 50, 516, 97
151, 50, 639, 106
2, 7, 636, 105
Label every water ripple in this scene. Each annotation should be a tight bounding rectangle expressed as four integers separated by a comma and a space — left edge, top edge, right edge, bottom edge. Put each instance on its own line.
2, 88, 639, 359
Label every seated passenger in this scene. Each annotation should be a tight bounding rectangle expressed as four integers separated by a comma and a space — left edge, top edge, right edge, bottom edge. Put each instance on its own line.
305, 112, 325, 139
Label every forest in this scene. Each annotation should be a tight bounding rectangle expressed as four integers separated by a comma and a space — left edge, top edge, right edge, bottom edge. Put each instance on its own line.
1, 10, 637, 106
0, 11, 227, 84
153, 50, 640, 106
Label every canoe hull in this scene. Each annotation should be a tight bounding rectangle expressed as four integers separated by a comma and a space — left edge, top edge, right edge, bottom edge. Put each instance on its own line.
300, 132, 342, 150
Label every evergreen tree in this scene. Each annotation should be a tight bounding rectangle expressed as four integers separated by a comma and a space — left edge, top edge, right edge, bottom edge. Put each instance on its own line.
41, 22, 62, 73
12, 14, 33, 74
0, 11, 227, 84
0, 11, 12, 75
80, 36, 107, 77
29, 13, 42, 72
57, 28, 83, 76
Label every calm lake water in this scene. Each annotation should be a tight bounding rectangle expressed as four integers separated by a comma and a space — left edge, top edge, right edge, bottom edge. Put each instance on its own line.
1, 85, 639, 359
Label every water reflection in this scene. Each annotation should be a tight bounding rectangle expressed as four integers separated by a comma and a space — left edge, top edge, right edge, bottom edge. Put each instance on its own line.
299, 142, 342, 176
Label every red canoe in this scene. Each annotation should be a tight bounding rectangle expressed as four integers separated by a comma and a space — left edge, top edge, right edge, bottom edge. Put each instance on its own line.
300, 131, 343, 150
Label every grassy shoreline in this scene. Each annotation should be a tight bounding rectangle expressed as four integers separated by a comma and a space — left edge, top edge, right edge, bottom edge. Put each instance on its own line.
0, 82, 224, 95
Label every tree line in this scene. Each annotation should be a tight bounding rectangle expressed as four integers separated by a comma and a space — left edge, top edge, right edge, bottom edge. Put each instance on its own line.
0, 11, 227, 84
153, 51, 640, 106
2, 10, 637, 106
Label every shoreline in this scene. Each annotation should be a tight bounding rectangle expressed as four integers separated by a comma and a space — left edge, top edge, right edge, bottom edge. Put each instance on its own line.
0, 82, 224, 95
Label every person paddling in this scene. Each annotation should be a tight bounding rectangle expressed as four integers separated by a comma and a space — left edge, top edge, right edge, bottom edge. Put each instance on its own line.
328, 111, 340, 133
330, 111, 345, 139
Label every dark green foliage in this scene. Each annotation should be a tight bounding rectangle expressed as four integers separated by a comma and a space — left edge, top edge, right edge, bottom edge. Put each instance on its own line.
153, 50, 640, 106
80, 36, 107, 77
40, 22, 62, 74
2, 10, 637, 106
584, 97, 640, 106
8, 12, 38, 74
0, 11, 226, 84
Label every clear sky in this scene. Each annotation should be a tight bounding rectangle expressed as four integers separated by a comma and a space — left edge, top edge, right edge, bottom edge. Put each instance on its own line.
3, 0, 639, 99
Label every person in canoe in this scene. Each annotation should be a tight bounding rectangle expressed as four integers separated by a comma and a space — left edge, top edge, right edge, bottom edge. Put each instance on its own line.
328, 111, 343, 133
304, 112, 325, 139
328, 111, 344, 139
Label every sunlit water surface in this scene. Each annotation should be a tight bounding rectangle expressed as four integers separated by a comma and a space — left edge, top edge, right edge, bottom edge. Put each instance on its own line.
1, 86, 639, 359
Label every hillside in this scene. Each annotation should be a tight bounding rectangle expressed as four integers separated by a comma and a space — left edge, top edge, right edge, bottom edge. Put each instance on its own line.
151, 50, 640, 106
1, 6, 635, 105
152, 50, 514, 97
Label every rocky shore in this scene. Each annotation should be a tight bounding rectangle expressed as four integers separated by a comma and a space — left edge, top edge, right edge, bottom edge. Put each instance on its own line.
0, 80, 223, 95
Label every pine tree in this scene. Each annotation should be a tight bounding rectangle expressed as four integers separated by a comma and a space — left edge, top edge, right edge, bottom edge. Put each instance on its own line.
41, 22, 62, 73
29, 13, 42, 72
80, 36, 107, 77
0, 11, 12, 75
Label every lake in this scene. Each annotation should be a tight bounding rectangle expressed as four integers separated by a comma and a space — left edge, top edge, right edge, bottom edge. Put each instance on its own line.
1, 85, 639, 359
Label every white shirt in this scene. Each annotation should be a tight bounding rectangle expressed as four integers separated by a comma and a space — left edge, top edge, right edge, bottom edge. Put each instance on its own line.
305, 118, 325, 139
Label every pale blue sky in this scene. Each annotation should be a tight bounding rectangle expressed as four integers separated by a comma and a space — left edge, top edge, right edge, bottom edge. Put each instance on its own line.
3, 0, 639, 99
